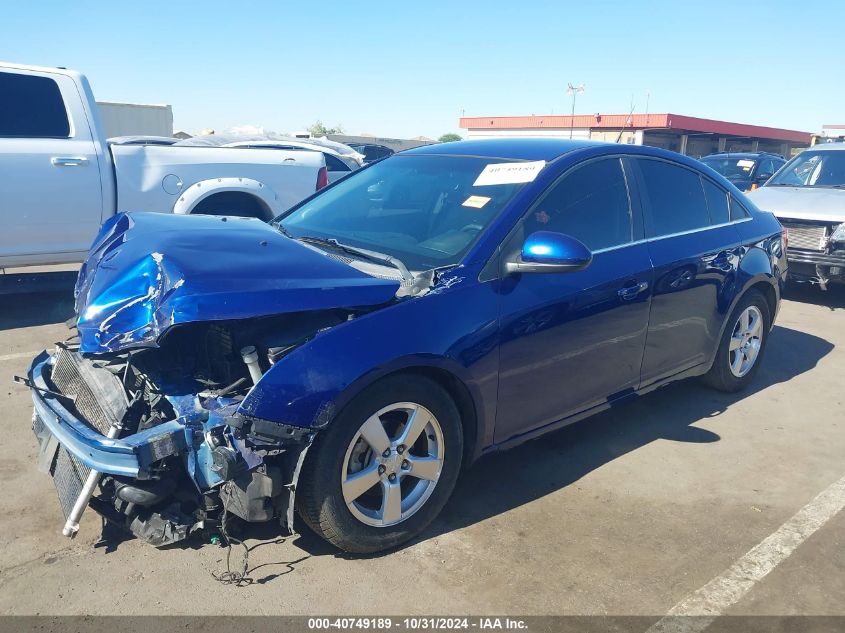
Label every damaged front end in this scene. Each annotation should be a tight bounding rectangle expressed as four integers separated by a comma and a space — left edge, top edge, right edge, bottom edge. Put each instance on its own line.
24, 212, 451, 546
28, 310, 357, 547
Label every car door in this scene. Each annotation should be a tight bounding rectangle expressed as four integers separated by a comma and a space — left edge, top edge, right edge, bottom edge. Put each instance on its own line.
631, 157, 743, 386
0, 68, 104, 263
494, 156, 653, 443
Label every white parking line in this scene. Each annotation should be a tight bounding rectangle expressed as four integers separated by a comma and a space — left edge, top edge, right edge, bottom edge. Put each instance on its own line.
0, 350, 41, 363
646, 473, 845, 633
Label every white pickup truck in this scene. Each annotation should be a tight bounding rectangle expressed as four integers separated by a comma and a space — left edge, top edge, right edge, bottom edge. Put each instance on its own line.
0, 62, 327, 269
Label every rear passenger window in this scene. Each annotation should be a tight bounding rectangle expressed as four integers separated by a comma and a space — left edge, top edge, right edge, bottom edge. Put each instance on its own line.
730, 197, 750, 221
702, 178, 730, 225
524, 157, 633, 251
0, 71, 70, 138
637, 159, 710, 237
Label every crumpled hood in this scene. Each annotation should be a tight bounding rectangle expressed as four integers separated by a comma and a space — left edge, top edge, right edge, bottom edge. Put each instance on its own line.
74, 213, 400, 354
748, 186, 845, 223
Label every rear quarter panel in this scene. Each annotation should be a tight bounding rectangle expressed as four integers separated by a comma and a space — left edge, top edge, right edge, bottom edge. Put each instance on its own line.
734, 204, 785, 307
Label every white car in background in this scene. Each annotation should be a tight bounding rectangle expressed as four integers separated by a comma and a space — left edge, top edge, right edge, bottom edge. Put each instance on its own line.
0, 62, 328, 269
748, 143, 845, 289
223, 138, 363, 183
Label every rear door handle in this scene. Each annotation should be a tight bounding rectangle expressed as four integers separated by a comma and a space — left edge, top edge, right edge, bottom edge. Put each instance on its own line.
617, 281, 649, 300
51, 156, 89, 167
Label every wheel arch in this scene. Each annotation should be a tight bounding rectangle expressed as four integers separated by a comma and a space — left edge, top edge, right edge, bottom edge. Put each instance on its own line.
172, 177, 278, 220
324, 360, 484, 468
706, 272, 779, 371
387, 366, 480, 469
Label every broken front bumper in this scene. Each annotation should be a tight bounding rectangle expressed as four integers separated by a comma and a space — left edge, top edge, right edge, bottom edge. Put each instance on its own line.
786, 249, 845, 286
29, 351, 187, 525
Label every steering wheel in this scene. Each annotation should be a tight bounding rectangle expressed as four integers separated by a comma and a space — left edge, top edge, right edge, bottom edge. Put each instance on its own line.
460, 223, 484, 233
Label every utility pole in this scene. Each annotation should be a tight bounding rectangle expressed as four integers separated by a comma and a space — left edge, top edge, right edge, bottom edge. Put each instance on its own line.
567, 83, 585, 139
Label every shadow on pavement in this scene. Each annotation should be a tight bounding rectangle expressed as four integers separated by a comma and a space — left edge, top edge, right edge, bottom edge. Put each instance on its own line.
0, 290, 76, 331
783, 282, 845, 311
426, 324, 833, 545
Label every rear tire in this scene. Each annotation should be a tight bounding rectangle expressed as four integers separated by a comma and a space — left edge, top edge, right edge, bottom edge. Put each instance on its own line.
296, 375, 463, 554
701, 289, 771, 393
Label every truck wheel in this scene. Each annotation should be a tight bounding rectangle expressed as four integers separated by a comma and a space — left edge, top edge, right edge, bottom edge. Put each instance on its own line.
701, 289, 771, 393
296, 375, 463, 554
190, 192, 271, 220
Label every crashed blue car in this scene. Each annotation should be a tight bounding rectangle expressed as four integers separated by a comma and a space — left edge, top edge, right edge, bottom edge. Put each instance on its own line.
27, 139, 785, 553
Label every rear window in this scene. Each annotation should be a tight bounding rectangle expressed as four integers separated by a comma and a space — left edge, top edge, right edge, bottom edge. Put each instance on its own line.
0, 71, 70, 138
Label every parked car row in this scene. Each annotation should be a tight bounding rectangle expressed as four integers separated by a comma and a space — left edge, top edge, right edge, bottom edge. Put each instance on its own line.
699, 152, 787, 192
176, 135, 365, 183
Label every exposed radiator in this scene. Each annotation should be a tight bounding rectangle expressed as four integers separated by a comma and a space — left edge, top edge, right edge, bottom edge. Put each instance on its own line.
51, 443, 92, 520
32, 413, 91, 521
783, 222, 827, 252
50, 346, 126, 435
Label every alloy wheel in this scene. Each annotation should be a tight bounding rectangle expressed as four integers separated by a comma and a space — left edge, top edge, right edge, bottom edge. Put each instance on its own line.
728, 305, 764, 378
341, 402, 444, 527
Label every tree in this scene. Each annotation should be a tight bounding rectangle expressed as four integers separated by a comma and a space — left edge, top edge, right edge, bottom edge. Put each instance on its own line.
438, 133, 462, 143
308, 120, 345, 137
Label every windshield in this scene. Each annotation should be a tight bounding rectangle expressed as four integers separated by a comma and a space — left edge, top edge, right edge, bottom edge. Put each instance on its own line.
700, 156, 757, 181
767, 151, 845, 187
278, 154, 533, 270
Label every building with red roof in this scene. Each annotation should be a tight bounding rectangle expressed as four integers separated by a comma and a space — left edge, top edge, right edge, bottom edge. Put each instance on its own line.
459, 113, 811, 157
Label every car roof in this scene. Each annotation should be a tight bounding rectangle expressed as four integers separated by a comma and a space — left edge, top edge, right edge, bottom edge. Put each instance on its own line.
405, 138, 601, 161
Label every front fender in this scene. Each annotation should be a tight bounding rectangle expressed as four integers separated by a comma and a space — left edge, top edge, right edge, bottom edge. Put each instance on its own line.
172, 177, 279, 216
237, 275, 500, 455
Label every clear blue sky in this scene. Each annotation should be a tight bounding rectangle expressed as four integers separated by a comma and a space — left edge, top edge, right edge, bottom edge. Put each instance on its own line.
2, 0, 842, 138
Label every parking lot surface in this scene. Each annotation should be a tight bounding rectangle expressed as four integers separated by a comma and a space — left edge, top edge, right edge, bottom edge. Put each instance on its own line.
0, 281, 843, 616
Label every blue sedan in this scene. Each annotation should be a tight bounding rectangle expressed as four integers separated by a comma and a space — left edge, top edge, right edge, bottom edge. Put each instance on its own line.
28, 139, 786, 554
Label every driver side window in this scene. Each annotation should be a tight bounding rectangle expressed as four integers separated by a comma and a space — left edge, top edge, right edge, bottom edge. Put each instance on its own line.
524, 157, 634, 251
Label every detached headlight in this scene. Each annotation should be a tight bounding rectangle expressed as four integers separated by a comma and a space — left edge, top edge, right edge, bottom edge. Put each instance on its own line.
832, 222, 845, 243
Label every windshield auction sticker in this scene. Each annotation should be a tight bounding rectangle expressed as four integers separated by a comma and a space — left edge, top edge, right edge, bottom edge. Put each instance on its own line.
473, 160, 546, 186
462, 195, 491, 208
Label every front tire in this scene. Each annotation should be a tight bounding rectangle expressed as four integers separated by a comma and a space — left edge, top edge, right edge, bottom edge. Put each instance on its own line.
296, 375, 463, 554
701, 289, 771, 392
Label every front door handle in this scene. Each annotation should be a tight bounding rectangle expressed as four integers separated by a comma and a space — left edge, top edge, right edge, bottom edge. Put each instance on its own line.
617, 281, 649, 301
51, 156, 89, 167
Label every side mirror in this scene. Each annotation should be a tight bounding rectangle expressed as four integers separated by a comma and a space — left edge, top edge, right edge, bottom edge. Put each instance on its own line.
505, 231, 592, 274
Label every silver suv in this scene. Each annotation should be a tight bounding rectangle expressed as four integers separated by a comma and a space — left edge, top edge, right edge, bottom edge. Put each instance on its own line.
748, 143, 845, 289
